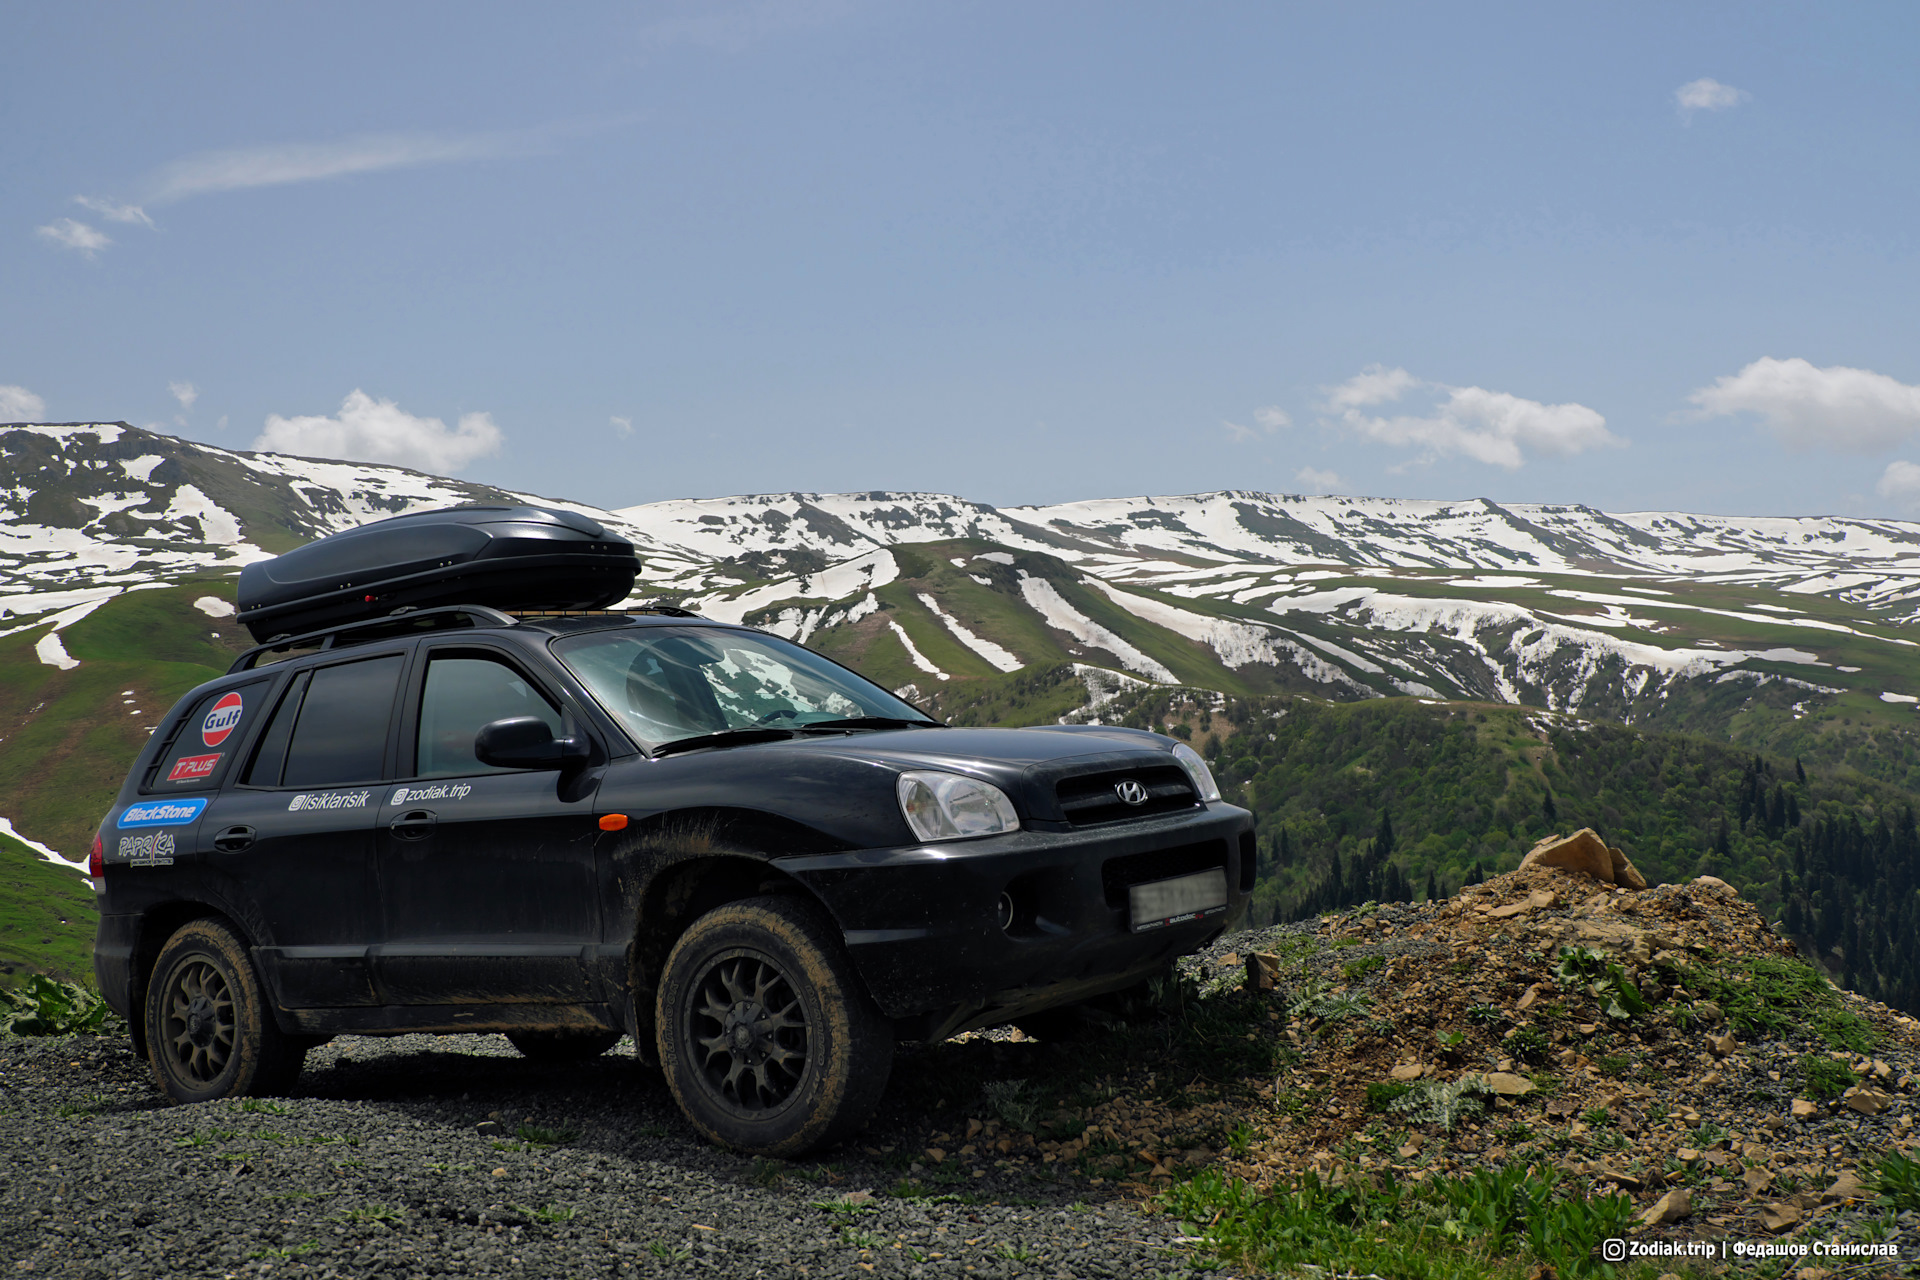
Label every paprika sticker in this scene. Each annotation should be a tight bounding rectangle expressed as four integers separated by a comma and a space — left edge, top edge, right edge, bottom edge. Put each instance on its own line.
202, 692, 244, 747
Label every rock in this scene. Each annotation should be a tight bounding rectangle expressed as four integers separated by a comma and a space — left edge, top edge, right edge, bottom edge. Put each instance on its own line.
1639, 1188, 1692, 1227
1390, 1063, 1426, 1082
1522, 829, 1634, 886
1246, 952, 1281, 992
1822, 1170, 1870, 1203
1709, 1032, 1738, 1057
1691, 875, 1737, 897
475, 1120, 503, 1136
1609, 848, 1647, 890
1675, 1148, 1701, 1163
1743, 1167, 1774, 1195
1761, 1202, 1802, 1232
1693, 1001, 1726, 1027
1486, 900, 1536, 920
1484, 1072, 1535, 1097
1220, 952, 1239, 968
1516, 983, 1543, 1011
1791, 1099, 1821, 1120
1842, 1087, 1893, 1116
925, 1147, 946, 1163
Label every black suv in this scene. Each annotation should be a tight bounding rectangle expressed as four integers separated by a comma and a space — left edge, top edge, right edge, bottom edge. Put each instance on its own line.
94, 602, 1254, 1154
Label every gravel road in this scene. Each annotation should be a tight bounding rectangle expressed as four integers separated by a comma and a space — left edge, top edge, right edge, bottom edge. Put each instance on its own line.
0, 1030, 1203, 1280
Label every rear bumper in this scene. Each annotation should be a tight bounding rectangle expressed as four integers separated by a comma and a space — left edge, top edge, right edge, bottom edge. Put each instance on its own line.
774, 802, 1254, 1037
93, 914, 140, 1020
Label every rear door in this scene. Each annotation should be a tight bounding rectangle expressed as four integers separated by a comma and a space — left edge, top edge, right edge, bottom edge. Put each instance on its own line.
209, 651, 409, 1008
371, 643, 603, 1006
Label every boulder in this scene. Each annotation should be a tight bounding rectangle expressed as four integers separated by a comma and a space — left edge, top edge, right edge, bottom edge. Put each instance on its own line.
1639, 1188, 1692, 1227
1520, 829, 1647, 889
1483, 1072, 1535, 1097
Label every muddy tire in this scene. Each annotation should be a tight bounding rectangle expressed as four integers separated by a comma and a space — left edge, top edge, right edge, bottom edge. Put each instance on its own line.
656, 895, 892, 1156
507, 1029, 623, 1062
145, 919, 306, 1103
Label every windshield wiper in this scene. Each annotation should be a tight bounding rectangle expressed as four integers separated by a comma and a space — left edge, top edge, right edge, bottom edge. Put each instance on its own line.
795, 716, 943, 732
651, 727, 798, 757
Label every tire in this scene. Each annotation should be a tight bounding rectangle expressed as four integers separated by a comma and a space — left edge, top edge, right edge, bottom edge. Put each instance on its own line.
144, 919, 306, 1103
656, 895, 892, 1156
506, 1029, 623, 1062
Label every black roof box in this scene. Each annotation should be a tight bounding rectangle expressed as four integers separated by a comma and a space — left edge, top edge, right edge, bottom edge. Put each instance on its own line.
236, 505, 640, 642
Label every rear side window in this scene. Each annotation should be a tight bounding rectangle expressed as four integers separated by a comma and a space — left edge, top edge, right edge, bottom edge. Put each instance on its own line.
144, 680, 269, 792
415, 655, 562, 778
243, 672, 310, 788
280, 656, 405, 788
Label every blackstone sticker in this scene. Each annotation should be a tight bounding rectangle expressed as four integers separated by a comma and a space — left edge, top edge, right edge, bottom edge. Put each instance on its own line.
167, 752, 222, 783
286, 790, 373, 812
201, 691, 244, 747
118, 798, 209, 829
390, 783, 473, 804
117, 832, 176, 867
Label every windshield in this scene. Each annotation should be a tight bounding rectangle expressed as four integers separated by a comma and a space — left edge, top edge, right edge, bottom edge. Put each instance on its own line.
552, 625, 935, 752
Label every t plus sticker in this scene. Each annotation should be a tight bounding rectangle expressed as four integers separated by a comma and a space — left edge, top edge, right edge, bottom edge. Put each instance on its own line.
167, 753, 222, 783
201, 691, 244, 747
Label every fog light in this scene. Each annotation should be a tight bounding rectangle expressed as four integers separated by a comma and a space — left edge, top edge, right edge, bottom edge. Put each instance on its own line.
996, 891, 1015, 932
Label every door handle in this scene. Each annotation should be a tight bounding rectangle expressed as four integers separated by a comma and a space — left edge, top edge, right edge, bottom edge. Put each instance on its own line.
213, 825, 255, 852
389, 809, 436, 841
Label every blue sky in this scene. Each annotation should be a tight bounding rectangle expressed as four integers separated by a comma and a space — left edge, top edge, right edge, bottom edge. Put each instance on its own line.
6, 2, 1920, 517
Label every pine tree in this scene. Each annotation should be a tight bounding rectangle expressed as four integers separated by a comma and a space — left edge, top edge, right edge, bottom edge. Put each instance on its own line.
1795, 757, 1807, 784
1374, 810, 1396, 861
1714, 819, 1731, 857
1426, 869, 1440, 902
1542, 790, 1558, 824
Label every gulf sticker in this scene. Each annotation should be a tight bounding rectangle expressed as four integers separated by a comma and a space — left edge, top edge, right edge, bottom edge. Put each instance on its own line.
202, 692, 244, 747
167, 753, 222, 783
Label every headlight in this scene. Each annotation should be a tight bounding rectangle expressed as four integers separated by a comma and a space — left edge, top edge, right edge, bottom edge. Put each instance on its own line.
896, 770, 1020, 842
1172, 742, 1221, 803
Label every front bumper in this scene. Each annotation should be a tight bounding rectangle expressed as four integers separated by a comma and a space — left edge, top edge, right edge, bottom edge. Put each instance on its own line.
773, 801, 1254, 1038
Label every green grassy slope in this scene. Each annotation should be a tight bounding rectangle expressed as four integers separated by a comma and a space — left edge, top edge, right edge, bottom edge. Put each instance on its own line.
0, 580, 249, 860
0, 831, 96, 985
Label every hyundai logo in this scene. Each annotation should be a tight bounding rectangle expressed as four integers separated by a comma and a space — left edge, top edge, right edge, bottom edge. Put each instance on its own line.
1114, 779, 1150, 806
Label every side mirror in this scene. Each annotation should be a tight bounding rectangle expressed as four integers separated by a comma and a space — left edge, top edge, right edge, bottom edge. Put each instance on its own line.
475, 717, 589, 771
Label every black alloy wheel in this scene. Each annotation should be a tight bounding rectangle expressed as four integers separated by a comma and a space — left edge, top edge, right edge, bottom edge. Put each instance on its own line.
144, 918, 307, 1104
688, 953, 809, 1113
656, 896, 892, 1156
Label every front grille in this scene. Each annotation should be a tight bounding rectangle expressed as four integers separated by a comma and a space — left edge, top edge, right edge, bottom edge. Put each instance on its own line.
1102, 839, 1229, 910
1055, 764, 1196, 827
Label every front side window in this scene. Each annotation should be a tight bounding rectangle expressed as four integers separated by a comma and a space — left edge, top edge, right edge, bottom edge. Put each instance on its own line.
416, 655, 563, 777
553, 626, 929, 751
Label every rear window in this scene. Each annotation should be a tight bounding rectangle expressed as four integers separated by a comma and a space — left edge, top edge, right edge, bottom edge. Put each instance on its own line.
143, 680, 270, 793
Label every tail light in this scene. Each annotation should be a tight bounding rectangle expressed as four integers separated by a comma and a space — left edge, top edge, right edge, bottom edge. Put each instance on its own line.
89, 833, 104, 892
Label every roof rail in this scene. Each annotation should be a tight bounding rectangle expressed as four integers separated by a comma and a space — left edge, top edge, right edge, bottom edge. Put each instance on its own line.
507, 603, 703, 620
227, 604, 518, 673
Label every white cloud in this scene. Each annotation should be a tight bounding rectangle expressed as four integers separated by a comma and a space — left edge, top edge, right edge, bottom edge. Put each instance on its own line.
1319, 365, 1620, 469
74, 196, 153, 227
1877, 461, 1920, 510
0, 385, 47, 421
1688, 357, 1920, 453
169, 381, 198, 410
145, 128, 546, 204
1675, 78, 1750, 114
1223, 420, 1257, 443
610, 415, 634, 436
1254, 406, 1292, 431
254, 390, 504, 474
36, 218, 111, 257
1295, 466, 1345, 493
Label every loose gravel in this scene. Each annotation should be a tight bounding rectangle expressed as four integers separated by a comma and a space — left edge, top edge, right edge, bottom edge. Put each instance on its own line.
0, 1030, 1201, 1279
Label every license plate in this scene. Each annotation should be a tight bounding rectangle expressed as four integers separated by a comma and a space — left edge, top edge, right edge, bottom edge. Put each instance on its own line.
1128, 867, 1228, 933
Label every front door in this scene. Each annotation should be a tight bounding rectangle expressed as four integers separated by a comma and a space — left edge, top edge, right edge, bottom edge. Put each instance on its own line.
372, 645, 603, 1005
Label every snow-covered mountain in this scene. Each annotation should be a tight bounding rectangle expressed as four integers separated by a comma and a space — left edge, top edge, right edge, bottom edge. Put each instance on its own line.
6, 421, 1919, 737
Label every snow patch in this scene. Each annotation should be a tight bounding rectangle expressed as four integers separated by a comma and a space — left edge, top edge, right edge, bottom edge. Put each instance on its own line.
35, 630, 78, 670
0, 816, 86, 875
888, 620, 948, 680
194, 596, 236, 618
118, 455, 166, 483
1881, 691, 1919, 704
916, 593, 1021, 672
1018, 574, 1175, 682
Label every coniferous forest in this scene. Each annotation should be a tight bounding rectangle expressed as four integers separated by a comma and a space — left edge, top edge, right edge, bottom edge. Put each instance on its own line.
1098, 688, 1920, 1017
